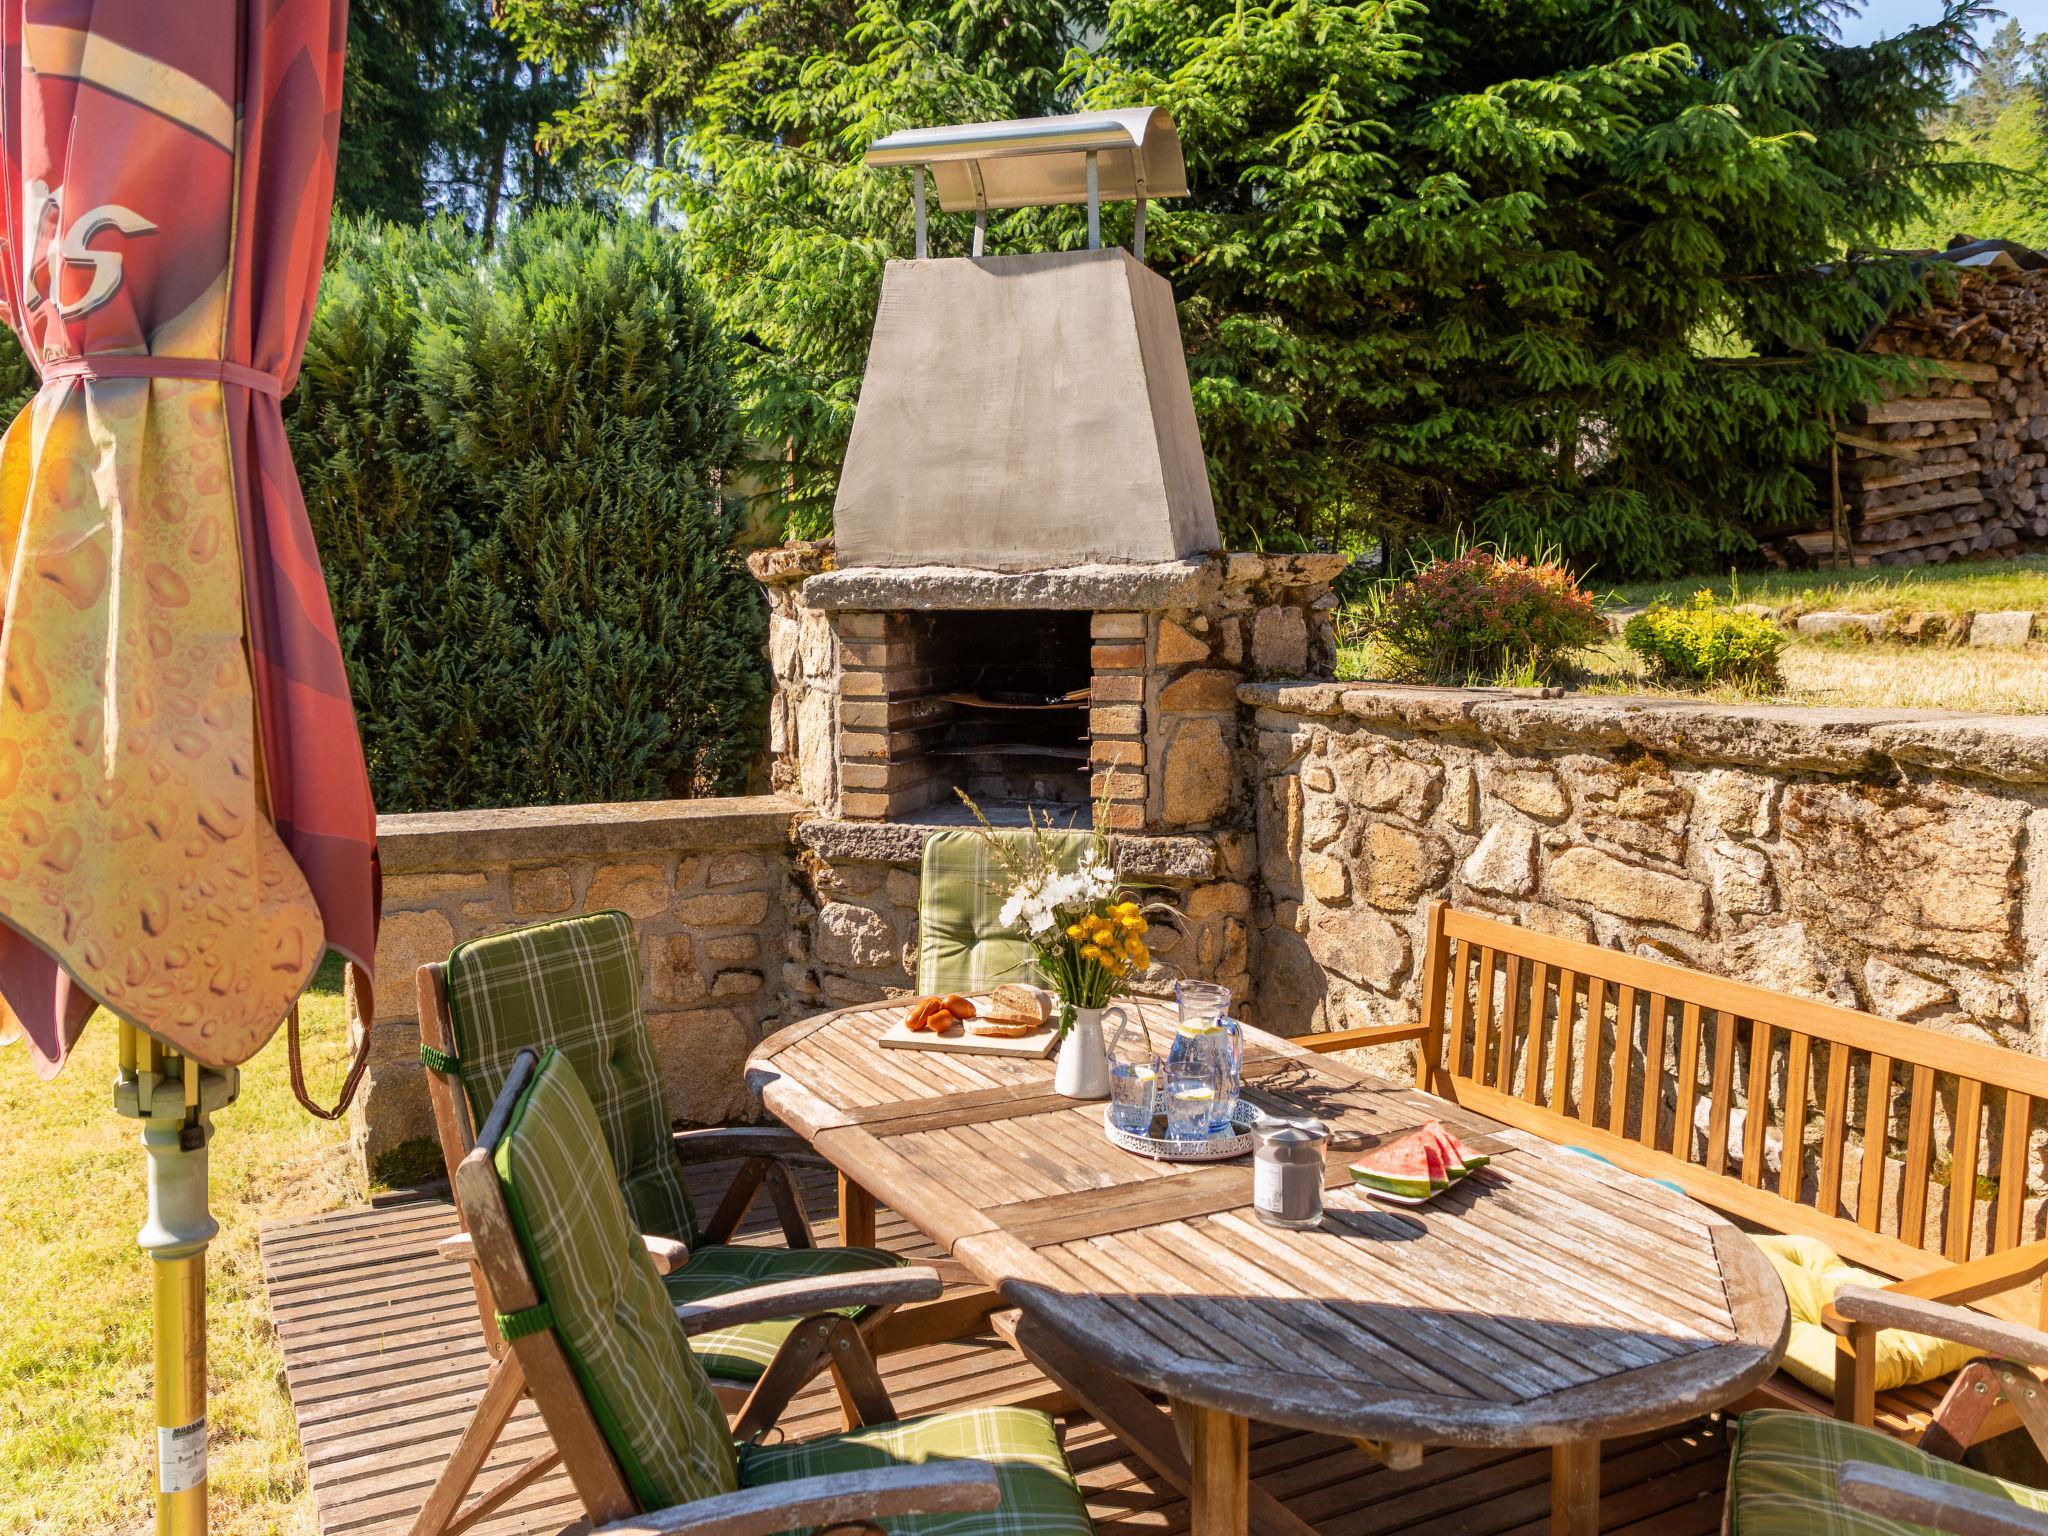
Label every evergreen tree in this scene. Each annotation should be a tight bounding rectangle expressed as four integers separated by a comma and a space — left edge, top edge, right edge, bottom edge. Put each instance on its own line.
513, 0, 1989, 575
337, 0, 590, 231
337, 0, 456, 221
289, 212, 765, 811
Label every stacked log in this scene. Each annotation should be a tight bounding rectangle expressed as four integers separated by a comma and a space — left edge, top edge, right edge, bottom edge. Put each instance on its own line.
1769, 257, 2048, 568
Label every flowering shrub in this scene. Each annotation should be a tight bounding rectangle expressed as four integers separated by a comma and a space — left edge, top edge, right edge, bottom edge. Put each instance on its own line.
1624, 591, 1785, 691
1366, 549, 1605, 683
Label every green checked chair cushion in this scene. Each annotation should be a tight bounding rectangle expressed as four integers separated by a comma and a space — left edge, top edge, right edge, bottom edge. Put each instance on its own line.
669, 1243, 903, 1383
443, 912, 699, 1244
917, 829, 1096, 996
738, 1404, 1094, 1536
1726, 1409, 2048, 1533
493, 1050, 739, 1510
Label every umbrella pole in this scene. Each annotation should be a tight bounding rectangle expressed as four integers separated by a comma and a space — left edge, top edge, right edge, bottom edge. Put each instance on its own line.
117, 1021, 240, 1536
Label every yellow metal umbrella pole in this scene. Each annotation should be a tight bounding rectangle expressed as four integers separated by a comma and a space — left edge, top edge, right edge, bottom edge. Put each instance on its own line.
116, 1020, 240, 1536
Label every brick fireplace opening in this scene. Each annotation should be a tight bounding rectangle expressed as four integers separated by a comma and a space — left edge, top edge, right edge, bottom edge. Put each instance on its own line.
830, 601, 1168, 830
840, 608, 1094, 820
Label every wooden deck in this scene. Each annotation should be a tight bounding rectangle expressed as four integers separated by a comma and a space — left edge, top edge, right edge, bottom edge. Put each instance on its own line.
260, 1158, 1734, 1536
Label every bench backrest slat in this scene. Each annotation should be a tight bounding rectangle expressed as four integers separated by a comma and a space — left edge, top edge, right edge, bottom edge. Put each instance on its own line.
1416, 902, 2041, 1279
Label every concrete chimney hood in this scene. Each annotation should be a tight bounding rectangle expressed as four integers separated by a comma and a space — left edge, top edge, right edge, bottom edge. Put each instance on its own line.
830, 110, 1221, 574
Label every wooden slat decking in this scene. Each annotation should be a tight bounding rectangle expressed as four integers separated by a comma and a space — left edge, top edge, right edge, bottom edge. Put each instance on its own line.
260, 1158, 1734, 1535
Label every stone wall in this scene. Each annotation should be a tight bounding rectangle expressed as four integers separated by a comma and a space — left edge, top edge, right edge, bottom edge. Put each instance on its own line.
781, 818, 1261, 1014
349, 797, 800, 1181
1247, 683, 2048, 1059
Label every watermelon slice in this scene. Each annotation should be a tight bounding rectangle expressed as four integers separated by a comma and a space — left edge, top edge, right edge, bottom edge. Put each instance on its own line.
1350, 1130, 1446, 1200
1415, 1119, 1491, 1178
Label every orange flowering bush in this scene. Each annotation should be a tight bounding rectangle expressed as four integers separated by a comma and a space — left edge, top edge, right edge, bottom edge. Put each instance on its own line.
1366, 548, 1604, 684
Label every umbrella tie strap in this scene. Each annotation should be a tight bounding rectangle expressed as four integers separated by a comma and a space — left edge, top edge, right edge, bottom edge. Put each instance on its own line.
419, 1043, 461, 1074
496, 1301, 555, 1341
38, 355, 286, 396
287, 989, 375, 1122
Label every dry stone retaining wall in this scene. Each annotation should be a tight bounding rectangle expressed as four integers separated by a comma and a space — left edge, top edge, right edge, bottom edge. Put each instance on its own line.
1246, 682, 2048, 1060
349, 797, 799, 1181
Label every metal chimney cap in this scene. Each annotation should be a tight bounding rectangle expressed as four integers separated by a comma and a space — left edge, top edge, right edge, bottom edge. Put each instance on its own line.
865, 108, 1186, 212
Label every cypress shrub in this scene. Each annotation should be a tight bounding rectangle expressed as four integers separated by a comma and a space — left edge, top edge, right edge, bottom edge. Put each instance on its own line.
289, 210, 763, 812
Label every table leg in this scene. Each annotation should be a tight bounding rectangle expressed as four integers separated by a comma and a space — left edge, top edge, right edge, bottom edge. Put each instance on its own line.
1182, 1401, 1250, 1536
838, 1172, 878, 1248
1550, 1440, 1599, 1536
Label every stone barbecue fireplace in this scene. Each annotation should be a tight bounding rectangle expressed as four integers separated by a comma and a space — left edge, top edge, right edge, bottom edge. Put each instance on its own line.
748, 108, 1345, 1012
752, 111, 1343, 839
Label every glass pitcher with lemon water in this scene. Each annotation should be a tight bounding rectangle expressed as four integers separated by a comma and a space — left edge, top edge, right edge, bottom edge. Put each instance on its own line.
1165, 980, 1241, 1134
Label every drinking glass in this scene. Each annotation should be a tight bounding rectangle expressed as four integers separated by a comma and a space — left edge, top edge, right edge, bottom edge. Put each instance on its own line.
1108, 1056, 1160, 1134
1166, 1070, 1220, 1140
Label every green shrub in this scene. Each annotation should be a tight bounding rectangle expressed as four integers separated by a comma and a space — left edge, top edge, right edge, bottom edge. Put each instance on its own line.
289, 210, 764, 812
1624, 591, 1786, 692
1363, 548, 1605, 684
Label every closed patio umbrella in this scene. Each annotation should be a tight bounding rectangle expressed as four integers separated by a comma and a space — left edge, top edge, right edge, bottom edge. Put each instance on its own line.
0, 2, 376, 1530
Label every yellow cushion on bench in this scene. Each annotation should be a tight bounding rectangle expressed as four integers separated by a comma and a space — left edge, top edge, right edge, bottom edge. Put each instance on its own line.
1754, 1233, 1981, 1395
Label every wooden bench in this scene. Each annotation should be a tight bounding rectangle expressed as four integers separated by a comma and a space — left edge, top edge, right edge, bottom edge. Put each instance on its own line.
1302, 899, 2048, 1455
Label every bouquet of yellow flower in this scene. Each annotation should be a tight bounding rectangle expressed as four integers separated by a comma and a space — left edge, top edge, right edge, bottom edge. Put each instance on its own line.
957, 788, 1159, 1032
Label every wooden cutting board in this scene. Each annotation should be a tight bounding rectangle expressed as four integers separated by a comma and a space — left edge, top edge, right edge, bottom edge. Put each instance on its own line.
877, 1018, 1061, 1059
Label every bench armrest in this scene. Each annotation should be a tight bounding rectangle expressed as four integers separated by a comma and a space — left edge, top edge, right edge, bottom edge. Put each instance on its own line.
1833, 1288, 2048, 1371
436, 1230, 689, 1276
1873, 1240, 2048, 1311
1838, 1462, 2048, 1536
673, 1267, 943, 1334
671, 1126, 812, 1163
592, 1461, 1002, 1536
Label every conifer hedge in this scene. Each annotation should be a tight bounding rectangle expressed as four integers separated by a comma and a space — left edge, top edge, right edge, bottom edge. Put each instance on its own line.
286, 210, 765, 812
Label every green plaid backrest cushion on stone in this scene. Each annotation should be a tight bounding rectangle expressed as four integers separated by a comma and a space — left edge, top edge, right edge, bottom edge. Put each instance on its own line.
493, 1049, 739, 1511
1726, 1409, 2048, 1533
917, 829, 1097, 996
444, 912, 697, 1245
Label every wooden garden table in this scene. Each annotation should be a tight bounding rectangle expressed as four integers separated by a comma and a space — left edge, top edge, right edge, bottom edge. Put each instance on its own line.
748, 998, 1788, 1536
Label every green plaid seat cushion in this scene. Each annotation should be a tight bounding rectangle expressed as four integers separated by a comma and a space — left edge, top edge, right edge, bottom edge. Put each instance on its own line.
917, 829, 1096, 996
667, 1243, 903, 1382
444, 912, 699, 1244
1726, 1409, 2048, 1533
493, 1050, 740, 1510
738, 1405, 1093, 1536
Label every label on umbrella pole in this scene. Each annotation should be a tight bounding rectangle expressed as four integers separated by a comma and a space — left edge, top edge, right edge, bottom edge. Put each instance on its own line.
159, 1417, 206, 1494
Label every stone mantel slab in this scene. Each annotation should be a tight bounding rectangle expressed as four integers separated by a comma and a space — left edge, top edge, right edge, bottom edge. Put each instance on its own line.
799, 559, 1220, 612
798, 817, 1219, 880
379, 795, 801, 872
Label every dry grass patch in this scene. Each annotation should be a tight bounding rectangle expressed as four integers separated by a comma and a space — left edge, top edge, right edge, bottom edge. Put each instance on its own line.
0, 961, 359, 1536
1572, 636, 2048, 714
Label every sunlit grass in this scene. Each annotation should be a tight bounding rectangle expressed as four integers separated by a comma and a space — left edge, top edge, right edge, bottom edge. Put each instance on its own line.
0, 959, 359, 1536
1604, 553, 2048, 618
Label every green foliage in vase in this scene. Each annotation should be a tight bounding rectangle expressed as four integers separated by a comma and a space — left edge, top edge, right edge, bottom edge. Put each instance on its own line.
288, 209, 766, 812
506, 0, 1989, 576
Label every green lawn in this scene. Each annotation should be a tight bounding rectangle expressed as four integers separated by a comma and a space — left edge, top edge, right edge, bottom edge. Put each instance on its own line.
1603, 553, 2048, 618
0, 961, 358, 1536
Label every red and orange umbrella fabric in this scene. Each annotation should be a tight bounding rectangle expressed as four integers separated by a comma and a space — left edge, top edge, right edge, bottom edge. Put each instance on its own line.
0, 0, 377, 1072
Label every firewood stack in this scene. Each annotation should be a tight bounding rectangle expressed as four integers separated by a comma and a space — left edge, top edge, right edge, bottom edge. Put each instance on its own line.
1768, 247, 2048, 568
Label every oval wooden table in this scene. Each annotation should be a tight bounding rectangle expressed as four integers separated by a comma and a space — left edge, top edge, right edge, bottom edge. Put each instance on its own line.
748, 997, 1788, 1536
